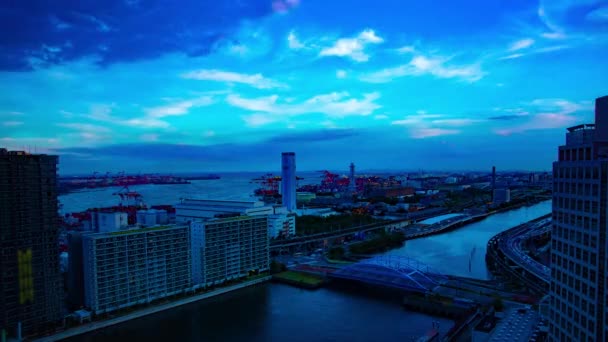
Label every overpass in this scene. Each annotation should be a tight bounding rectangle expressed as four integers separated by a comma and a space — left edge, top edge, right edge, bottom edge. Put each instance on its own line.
486, 214, 552, 295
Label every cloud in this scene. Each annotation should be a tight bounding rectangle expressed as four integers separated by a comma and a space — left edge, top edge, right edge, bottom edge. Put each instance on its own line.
287, 31, 305, 49
243, 113, 277, 127
430, 118, 480, 127
3, 121, 24, 127
336, 69, 347, 79
139, 134, 159, 142
361, 54, 484, 83
508, 38, 535, 51
410, 128, 460, 139
0, 137, 60, 153
145, 97, 214, 118
267, 129, 358, 143
499, 53, 525, 60
488, 114, 529, 121
319, 29, 384, 62
396, 46, 416, 54
0, 1, 275, 70
272, 0, 300, 14
182, 69, 285, 89
56, 123, 110, 133
228, 91, 382, 126
538, 0, 608, 40
493, 98, 591, 135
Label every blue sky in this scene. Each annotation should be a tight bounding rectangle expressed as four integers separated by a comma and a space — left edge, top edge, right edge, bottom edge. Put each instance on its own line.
1, 0, 607, 174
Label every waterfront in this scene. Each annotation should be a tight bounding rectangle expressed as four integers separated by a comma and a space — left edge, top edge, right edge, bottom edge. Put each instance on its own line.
57, 178, 552, 342
386, 200, 552, 279
65, 283, 453, 342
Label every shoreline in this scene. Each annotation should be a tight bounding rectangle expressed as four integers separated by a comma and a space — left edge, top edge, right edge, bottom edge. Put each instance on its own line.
34, 276, 271, 342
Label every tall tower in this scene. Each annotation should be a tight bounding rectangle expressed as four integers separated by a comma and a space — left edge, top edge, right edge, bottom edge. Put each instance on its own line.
549, 95, 608, 341
0, 149, 64, 338
349, 162, 356, 193
281, 152, 296, 212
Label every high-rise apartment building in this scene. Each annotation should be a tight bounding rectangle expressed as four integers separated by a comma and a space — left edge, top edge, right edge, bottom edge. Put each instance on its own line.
82, 225, 191, 315
0, 149, 64, 338
191, 215, 269, 287
549, 96, 608, 341
281, 152, 297, 212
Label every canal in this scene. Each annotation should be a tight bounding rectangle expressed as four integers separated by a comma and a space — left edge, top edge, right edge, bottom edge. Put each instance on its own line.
66, 201, 551, 342
385, 200, 552, 279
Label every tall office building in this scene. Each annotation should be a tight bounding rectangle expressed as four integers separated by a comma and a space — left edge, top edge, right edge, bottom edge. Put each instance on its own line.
82, 225, 191, 315
281, 152, 297, 212
349, 162, 356, 193
0, 149, 64, 337
549, 96, 608, 341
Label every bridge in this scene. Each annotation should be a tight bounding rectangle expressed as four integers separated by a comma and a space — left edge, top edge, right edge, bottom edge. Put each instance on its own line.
486, 214, 552, 295
328, 255, 448, 293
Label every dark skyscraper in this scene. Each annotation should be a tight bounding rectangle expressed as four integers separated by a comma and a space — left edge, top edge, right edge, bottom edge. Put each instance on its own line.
0, 149, 64, 338
549, 96, 608, 341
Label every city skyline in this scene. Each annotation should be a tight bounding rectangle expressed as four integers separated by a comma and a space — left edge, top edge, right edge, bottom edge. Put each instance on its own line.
2, 0, 608, 174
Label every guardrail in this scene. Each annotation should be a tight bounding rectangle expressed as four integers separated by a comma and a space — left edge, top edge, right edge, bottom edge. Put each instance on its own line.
486, 214, 551, 295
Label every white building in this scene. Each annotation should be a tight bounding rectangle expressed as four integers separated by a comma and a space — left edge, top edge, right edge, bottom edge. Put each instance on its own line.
268, 207, 296, 238
175, 199, 273, 223
190, 216, 269, 288
89, 211, 128, 233
136, 209, 168, 227
492, 188, 511, 205
82, 225, 191, 315
175, 199, 296, 238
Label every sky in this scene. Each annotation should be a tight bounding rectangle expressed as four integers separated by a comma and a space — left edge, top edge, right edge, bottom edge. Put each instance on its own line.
1, 0, 607, 174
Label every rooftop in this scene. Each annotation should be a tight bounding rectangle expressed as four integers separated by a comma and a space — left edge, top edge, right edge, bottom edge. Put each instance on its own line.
567, 123, 595, 132
487, 306, 539, 342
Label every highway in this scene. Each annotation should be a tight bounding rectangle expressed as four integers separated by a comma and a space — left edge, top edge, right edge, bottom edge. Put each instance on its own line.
486, 214, 552, 295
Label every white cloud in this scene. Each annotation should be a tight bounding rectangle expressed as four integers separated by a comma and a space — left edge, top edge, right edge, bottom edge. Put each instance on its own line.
56, 123, 110, 133
397, 45, 416, 54
228, 91, 382, 127
243, 113, 277, 127
431, 118, 480, 127
508, 38, 535, 51
139, 133, 159, 142
3, 121, 24, 127
493, 98, 591, 135
361, 55, 484, 83
319, 29, 384, 62
287, 31, 305, 49
586, 7, 608, 23
499, 53, 524, 60
336, 69, 347, 79
145, 96, 213, 118
182, 69, 285, 89
410, 128, 460, 139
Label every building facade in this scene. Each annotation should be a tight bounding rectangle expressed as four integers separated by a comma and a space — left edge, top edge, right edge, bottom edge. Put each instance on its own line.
191, 216, 269, 287
549, 96, 608, 341
492, 188, 511, 205
281, 152, 297, 212
0, 149, 64, 337
82, 225, 191, 315
175, 199, 273, 223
